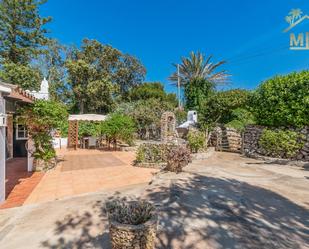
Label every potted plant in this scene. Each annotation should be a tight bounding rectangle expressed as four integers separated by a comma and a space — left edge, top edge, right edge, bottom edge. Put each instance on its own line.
106, 200, 158, 249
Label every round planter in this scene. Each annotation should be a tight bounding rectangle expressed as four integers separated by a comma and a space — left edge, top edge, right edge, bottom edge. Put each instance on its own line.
108, 214, 158, 249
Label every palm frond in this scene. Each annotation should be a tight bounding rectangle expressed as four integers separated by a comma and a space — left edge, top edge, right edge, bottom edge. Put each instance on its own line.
169, 51, 229, 86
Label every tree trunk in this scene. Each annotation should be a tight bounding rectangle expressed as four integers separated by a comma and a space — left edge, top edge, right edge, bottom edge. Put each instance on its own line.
80, 101, 84, 114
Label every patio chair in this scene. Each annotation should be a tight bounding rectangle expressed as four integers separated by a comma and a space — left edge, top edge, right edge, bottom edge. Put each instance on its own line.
88, 136, 97, 149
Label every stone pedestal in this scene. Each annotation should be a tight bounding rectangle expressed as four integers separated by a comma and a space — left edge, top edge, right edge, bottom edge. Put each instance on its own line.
109, 216, 157, 249
6, 114, 13, 159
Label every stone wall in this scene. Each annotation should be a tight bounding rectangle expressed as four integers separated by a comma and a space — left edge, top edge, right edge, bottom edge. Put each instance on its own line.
243, 125, 309, 161
160, 112, 177, 144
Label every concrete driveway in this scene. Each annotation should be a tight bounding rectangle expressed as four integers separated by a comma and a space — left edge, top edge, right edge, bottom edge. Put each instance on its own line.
0, 152, 308, 249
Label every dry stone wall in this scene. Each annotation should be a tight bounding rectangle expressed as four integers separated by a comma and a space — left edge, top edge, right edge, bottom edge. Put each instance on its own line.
243, 125, 309, 161
109, 218, 157, 249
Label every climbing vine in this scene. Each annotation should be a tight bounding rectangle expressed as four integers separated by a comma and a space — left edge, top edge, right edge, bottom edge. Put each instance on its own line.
19, 100, 68, 162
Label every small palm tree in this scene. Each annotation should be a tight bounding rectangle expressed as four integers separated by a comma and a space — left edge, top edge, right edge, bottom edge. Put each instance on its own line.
285, 15, 292, 25
289, 9, 303, 23
169, 51, 229, 86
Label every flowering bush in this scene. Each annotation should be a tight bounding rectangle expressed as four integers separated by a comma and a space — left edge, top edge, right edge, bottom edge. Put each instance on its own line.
135, 143, 170, 163
165, 146, 191, 173
187, 130, 205, 153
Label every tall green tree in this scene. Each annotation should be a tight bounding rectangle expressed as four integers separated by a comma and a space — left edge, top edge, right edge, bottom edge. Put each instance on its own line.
169, 51, 229, 110
36, 39, 71, 103
66, 58, 116, 114
115, 54, 146, 97
0, 0, 51, 64
128, 82, 177, 106
0, 62, 41, 89
66, 39, 146, 113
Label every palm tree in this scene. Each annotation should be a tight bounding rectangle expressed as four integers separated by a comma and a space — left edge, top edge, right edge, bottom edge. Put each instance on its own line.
285, 16, 292, 25
289, 9, 303, 23
169, 51, 229, 87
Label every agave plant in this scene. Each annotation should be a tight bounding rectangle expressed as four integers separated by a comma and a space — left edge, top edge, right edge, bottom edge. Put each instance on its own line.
169, 51, 229, 86
106, 200, 155, 225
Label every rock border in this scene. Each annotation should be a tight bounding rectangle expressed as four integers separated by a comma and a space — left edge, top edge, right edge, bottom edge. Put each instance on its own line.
134, 162, 167, 169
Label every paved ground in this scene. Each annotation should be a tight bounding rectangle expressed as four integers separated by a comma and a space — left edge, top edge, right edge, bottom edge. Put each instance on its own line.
24, 149, 157, 205
0, 152, 308, 249
0, 158, 44, 209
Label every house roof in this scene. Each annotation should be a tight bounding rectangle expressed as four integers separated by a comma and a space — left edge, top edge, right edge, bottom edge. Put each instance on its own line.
0, 81, 36, 103
68, 114, 108, 121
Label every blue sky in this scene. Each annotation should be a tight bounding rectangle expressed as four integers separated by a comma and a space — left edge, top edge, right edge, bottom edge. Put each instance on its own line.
41, 0, 309, 93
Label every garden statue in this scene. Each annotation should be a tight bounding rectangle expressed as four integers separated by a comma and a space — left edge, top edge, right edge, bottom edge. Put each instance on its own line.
178, 110, 198, 129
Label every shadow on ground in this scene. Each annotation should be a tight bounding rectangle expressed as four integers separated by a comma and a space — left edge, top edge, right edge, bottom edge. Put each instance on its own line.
41, 174, 309, 249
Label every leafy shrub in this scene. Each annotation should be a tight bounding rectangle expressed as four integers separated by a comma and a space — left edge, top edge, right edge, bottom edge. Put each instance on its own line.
259, 129, 304, 158
250, 71, 309, 127
165, 146, 191, 173
19, 100, 68, 162
199, 89, 250, 127
116, 98, 175, 140
128, 82, 177, 106
174, 109, 187, 126
184, 78, 214, 110
226, 108, 255, 132
0, 62, 42, 90
101, 113, 136, 148
135, 143, 170, 163
78, 121, 101, 138
106, 200, 155, 225
187, 130, 205, 153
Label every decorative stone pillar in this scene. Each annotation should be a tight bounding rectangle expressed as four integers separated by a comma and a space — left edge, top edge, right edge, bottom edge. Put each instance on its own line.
161, 112, 177, 143
6, 114, 13, 159
0, 94, 6, 203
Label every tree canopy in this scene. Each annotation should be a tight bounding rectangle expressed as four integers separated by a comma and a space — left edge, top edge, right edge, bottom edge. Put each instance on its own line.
0, 0, 51, 64
116, 98, 175, 139
169, 51, 229, 86
184, 78, 214, 110
199, 89, 250, 127
66, 39, 146, 113
101, 113, 136, 147
0, 62, 42, 89
128, 82, 177, 105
